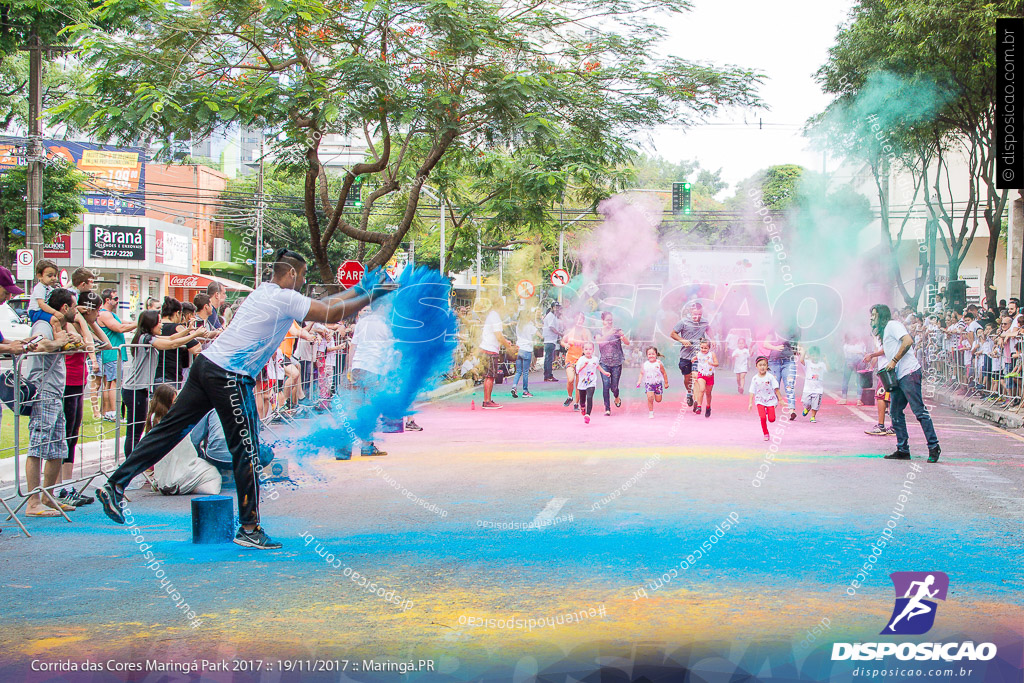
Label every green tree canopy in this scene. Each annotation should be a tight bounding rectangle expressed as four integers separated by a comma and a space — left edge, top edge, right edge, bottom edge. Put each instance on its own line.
0, 159, 84, 267
59, 0, 763, 281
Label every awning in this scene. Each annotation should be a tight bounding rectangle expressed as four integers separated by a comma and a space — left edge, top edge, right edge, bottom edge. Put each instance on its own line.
167, 273, 253, 292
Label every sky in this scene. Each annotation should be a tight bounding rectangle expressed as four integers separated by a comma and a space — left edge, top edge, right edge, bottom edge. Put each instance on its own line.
636, 0, 856, 193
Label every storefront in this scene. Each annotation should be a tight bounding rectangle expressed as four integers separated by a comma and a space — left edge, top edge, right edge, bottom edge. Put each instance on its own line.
45, 214, 193, 320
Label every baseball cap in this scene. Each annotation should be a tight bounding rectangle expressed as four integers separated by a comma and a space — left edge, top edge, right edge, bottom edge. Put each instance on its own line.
0, 266, 24, 295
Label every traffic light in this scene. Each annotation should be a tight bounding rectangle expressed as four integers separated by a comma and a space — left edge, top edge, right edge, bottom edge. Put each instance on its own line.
672, 181, 692, 215
346, 175, 364, 208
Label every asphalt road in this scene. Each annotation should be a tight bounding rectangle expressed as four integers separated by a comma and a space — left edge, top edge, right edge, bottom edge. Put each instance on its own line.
0, 370, 1021, 682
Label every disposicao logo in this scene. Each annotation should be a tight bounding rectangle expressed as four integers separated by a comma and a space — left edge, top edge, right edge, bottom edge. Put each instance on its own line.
832, 572, 997, 663
881, 571, 948, 635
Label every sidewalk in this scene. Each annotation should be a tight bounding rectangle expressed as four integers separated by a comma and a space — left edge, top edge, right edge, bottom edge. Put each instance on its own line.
936, 389, 1024, 430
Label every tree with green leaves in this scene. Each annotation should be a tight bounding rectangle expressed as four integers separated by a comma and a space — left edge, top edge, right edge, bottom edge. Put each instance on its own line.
0, 159, 84, 267
59, 0, 762, 283
814, 0, 1019, 308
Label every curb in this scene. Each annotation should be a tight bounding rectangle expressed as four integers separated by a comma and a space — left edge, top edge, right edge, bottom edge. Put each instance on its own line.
936, 390, 1024, 430
422, 379, 475, 402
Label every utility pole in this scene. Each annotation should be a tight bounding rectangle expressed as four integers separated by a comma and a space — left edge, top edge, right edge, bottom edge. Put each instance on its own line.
20, 34, 69, 261
254, 136, 265, 285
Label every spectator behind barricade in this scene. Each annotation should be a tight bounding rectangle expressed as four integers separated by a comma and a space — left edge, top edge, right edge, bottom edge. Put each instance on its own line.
23, 288, 80, 517
56, 291, 113, 508
145, 297, 160, 311
192, 293, 220, 349
190, 409, 273, 472
1008, 298, 1020, 333
122, 310, 208, 459
155, 297, 201, 389
294, 322, 317, 404
146, 386, 222, 496
27, 258, 59, 325
278, 322, 305, 408
97, 288, 136, 422
70, 268, 104, 422
206, 281, 227, 330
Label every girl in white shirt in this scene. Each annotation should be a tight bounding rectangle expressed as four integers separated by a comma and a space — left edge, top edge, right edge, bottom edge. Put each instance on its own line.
574, 342, 609, 424
636, 346, 670, 419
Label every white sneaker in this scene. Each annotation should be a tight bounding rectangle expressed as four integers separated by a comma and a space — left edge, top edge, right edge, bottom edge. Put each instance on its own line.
648, 411, 654, 419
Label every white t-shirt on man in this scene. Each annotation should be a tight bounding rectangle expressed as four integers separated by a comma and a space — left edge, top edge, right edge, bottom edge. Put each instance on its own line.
479, 310, 504, 354
351, 312, 391, 375
882, 320, 922, 380
202, 283, 312, 378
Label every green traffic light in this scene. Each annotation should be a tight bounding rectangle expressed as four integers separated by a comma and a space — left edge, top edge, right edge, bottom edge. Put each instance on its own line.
683, 183, 690, 189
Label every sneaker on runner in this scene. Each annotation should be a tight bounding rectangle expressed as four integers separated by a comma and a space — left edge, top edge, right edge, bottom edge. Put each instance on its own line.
927, 445, 941, 463
522, 391, 534, 398
648, 411, 654, 419
884, 427, 896, 436
482, 401, 503, 409
562, 397, 573, 407
404, 420, 423, 431
614, 397, 621, 408
96, 483, 126, 524
584, 414, 590, 424
604, 410, 611, 416
573, 403, 579, 411
360, 444, 388, 456
686, 393, 693, 407
705, 406, 711, 418
233, 525, 283, 550
864, 425, 889, 436
510, 388, 518, 399
802, 407, 810, 417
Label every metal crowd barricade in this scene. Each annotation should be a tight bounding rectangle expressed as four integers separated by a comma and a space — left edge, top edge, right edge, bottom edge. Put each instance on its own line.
914, 326, 1023, 415
1, 349, 123, 537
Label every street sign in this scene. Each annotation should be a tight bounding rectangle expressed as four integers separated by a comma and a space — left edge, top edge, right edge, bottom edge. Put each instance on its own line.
59, 268, 70, 289
516, 279, 535, 299
550, 268, 570, 287
336, 260, 365, 288
15, 249, 33, 281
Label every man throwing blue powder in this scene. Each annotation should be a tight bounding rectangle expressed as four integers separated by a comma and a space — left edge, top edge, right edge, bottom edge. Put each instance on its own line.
97, 249, 387, 549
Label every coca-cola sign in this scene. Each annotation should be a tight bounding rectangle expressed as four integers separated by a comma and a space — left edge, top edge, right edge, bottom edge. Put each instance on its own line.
168, 274, 208, 289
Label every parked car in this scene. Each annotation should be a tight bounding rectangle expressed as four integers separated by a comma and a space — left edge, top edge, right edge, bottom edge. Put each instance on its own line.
1, 299, 31, 341
7, 294, 29, 321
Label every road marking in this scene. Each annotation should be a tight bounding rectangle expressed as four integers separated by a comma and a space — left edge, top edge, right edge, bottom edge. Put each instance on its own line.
531, 497, 568, 529
826, 392, 875, 424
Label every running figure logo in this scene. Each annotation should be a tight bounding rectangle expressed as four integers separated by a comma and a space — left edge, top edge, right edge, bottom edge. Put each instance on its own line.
881, 571, 949, 635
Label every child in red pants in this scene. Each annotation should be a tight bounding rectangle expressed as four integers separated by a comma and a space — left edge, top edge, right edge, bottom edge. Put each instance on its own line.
748, 355, 784, 441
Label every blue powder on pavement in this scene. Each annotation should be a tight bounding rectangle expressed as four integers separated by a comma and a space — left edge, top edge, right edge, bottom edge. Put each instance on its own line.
299, 266, 457, 451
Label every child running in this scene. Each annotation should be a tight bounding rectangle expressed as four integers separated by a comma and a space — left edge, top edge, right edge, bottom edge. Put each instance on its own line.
637, 346, 670, 419
748, 355, 783, 440
575, 342, 610, 424
731, 338, 751, 394
799, 346, 827, 423
692, 338, 718, 417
